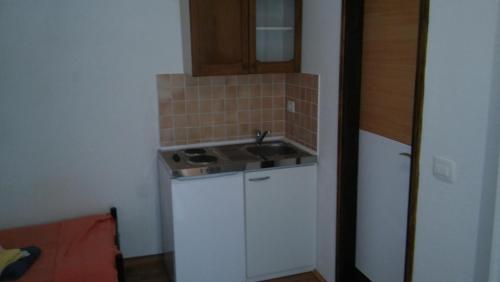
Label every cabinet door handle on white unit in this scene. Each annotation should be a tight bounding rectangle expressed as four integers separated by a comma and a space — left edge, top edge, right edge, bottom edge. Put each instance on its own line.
248, 176, 270, 182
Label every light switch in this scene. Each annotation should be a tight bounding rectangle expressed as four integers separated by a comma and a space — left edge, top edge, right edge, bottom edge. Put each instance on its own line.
433, 156, 456, 183
287, 100, 295, 113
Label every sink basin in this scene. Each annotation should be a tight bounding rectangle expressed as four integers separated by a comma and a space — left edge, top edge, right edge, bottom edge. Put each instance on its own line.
246, 143, 297, 157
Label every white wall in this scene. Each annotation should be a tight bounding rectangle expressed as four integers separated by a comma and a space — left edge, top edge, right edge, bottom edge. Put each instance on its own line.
487, 4, 500, 281
301, 1, 342, 281
0, 0, 183, 257
413, 0, 500, 281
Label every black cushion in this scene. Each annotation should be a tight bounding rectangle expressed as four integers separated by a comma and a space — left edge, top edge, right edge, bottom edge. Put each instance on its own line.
0, 246, 41, 281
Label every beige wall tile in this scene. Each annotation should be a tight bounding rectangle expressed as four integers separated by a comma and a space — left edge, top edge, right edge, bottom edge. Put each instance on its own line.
262, 97, 273, 109
185, 100, 199, 113
248, 74, 262, 84
172, 88, 185, 100
212, 86, 225, 99
186, 114, 199, 127
272, 74, 285, 83
237, 85, 250, 98
198, 76, 211, 86
237, 98, 250, 110
173, 115, 188, 127
159, 101, 173, 116
274, 109, 285, 121
237, 75, 249, 85
225, 112, 238, 124
174, 127, 187, 140
187, 128, 200, 141
199, 113, 214, 126
170, 74, 185, 87
250, 85, 261, 97
199, 101, 212, 113
200, 126, 213, 141
212, 99, 225, 112
198, 86, 212, 100
238, 111, 250, 123
262, 74, 273, 84
173, 101, 186, 115
250, 97, 262, 109
185, 87, 198, 100
226, 125, 238, 137
262, 110, 273, 122
262, 85, 273, 97
211, 76, 226, 86
273, 84, 285, 97
160, 116, 174, 129
238, 124, 250, 136
273, 97, 285, 108
160, 128, 174, 144
185, 76, 198, 86
213, 113, 225, 125
226, 86, 238, 99
250, 110, 262, 123
224, 99, 237, 112
225, 76, 238, 86
213, 126, 226, 140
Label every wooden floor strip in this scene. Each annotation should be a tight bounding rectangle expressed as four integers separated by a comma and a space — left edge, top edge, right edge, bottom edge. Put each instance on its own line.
124, 255, 321, 282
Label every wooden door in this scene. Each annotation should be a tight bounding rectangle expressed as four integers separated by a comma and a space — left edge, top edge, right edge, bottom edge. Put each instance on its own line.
190, 0, 249, 76
249, 0, 302, 73
360, 0, 420, 144
356, 0, 420, 281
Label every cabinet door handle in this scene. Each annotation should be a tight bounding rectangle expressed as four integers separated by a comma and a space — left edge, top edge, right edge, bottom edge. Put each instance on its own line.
248, 176, 270, 182
399, 152, 412, 158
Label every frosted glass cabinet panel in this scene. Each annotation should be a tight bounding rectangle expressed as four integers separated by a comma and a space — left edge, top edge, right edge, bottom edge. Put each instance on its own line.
250, 0, 301, 73
256, 0, 295, 62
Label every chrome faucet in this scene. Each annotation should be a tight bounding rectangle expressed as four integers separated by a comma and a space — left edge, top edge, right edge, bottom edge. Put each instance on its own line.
255, 129, 271, 145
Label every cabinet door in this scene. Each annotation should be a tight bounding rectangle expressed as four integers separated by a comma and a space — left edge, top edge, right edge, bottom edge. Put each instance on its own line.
190, 0, 249, 76
245, 165, 316, 280
249, 0, 302, 73
172, 173, 245, 282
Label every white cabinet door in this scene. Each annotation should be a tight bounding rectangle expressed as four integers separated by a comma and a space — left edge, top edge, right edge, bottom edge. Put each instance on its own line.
172, 173, 245, 282
245, 165, 317, 281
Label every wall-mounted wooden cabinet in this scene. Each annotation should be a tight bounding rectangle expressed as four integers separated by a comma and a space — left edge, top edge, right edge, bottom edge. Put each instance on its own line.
180, 0, 302, 76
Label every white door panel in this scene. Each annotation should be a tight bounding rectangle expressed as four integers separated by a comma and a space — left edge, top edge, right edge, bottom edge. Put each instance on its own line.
356, 130, 411, 282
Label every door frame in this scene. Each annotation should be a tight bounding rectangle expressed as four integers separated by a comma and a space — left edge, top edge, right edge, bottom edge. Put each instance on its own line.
335, 0, 430, 281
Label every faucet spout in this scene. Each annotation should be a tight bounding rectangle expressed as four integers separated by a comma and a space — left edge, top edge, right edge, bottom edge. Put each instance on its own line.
255, 129, 271, 145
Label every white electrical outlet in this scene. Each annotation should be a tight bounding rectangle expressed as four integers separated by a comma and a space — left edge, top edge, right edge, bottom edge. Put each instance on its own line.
287, 100, 295, 112
433, 156, 456, 183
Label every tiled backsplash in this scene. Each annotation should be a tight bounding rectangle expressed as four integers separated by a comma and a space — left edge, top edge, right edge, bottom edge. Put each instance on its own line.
285, 73, 318, 150
157, 73, 318, 151
157, 74, 286, 146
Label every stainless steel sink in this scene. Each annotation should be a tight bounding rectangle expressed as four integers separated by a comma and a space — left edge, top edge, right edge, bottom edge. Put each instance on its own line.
245, 142, 298, 157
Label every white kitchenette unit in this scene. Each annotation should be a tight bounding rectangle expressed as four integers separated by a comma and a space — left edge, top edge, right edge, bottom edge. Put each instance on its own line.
158, 141, 317, 282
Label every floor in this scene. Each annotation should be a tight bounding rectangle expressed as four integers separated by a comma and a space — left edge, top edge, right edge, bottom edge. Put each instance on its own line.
124, 255, 322, 282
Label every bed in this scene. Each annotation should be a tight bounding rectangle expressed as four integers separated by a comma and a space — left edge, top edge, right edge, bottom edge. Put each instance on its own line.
0, 208, 124, 282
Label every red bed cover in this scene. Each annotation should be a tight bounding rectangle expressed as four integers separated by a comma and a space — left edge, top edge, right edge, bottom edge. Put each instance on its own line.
0, 214, 119, 282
